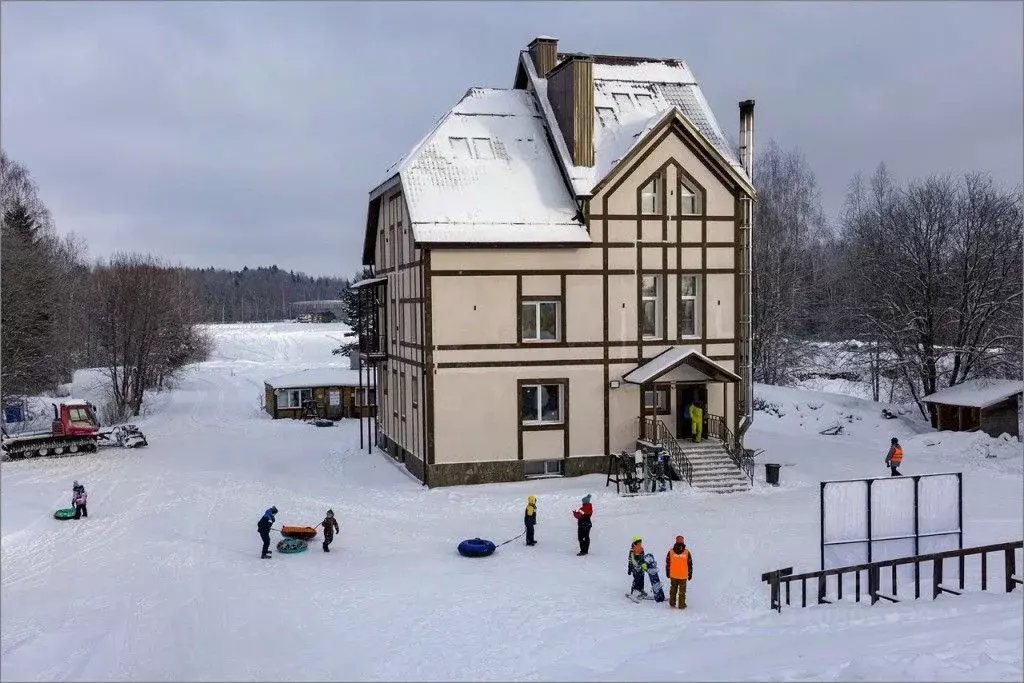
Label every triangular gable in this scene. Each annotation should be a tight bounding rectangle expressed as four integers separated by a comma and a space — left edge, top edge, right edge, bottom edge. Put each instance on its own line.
590, 107, 755, 200
622, 348, 741, 385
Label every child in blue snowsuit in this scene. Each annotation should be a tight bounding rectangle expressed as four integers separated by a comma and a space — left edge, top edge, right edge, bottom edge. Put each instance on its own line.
258, 506, 277, 558
627, 536, 648, 598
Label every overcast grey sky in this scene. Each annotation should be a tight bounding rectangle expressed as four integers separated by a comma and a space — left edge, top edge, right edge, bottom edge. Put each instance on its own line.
2, 1, 1021, 277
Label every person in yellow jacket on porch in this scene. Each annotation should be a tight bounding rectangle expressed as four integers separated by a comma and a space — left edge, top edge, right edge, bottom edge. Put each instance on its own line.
689, 402, 704, 443
665, 535, 693, 609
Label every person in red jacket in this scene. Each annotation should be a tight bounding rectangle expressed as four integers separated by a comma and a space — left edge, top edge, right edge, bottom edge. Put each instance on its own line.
572, 494, 593, 556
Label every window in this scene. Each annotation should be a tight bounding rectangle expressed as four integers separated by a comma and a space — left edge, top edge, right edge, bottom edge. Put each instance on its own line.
641, 275, 663, 338
278, 388, 312, 409
641, 176, 662, 215
392, 369, 398, 417
635, 93, 655, 111
400, 372, 406, 418
521, 300, 560, 342
643, 386, 671, 413
521, 384, 563, 424
679, 275, 701, 337
382, 367, 388, 395
612, 93, 634, 113
596, 107, 618, 128
449, 137, 472, 159
68, 406, 95, 428
524, 459, 564, 477
411, 375, 419, 409
471, 138, 495, 159
680, 179, 702, 215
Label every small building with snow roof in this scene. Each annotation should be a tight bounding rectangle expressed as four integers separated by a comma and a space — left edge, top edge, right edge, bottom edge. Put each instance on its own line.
353, 37, 756, 490
264, 367, 375, 421
922, 379, 1023, 438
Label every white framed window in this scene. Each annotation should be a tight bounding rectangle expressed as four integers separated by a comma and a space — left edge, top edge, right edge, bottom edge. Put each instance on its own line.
596, 107, 618, 128
641, 275, 663, 338
471, 138, 495, 160
679, 275, 701, 338
278, 388, 312, 409
643, 386, 671, 413
641, 175, 662, 215
635, 93, 655, 111
680, 179, 702, 215
521, 300, 560, 342
524, 459, 564, 477
612, 93, 634, 113
521, 384, 564, 424
449, 137, 472, 159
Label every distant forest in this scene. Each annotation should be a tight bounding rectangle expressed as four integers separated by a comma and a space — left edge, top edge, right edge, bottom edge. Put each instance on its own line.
186, 265, 352, 323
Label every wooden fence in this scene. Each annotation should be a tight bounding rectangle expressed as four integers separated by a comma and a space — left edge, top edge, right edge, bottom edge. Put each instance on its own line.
761, 540, 1023, 613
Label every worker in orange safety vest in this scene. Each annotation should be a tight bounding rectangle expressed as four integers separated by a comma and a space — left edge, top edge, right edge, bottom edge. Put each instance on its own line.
665, 535, 693, 609
885, 437, 904, 477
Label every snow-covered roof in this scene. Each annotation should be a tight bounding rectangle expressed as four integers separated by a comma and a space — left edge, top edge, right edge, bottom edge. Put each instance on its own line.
62, 398, 92, 407
389, 87, 587, 245
922, 379, 1023, 408
622, 348, 741, 385
349, 276, 388, 290
265, 368, 375, 389
521, 52, 751, 197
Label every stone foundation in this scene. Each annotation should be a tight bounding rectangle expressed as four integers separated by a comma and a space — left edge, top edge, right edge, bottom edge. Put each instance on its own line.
563, 455, 609, 477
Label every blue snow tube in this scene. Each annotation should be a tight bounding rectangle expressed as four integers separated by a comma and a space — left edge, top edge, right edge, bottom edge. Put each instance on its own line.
276, 538, 308, 554
457, 537, 496, 558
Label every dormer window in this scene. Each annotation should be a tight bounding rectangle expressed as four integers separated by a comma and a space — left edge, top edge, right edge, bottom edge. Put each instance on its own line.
679, 178, 703, 215
471, 138, 495, 159
641, 175, 662, 215
596, 107, 617, 128
635, 93, 655, 111
612, 93, 634, 112
450, 136, 495, 160
449, 137, 471, 159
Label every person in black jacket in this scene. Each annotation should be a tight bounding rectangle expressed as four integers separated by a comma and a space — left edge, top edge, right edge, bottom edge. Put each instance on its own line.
524, 496, 537, 546
258, 506, 277, 559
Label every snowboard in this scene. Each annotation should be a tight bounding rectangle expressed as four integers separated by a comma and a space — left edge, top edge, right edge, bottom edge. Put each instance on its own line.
625, 592, 655, 603
643, 553, 666, 602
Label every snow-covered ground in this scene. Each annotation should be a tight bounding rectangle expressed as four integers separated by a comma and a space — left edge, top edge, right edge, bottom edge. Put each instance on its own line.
2, 322, 1021, 682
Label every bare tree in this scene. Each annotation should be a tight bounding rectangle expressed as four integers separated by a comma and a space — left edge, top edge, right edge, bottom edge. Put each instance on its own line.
844, 168, 1023, 419
750, 140, 827, 385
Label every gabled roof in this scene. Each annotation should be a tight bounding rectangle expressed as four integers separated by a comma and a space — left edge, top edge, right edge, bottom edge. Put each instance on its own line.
518, 51, 752, 198
622, 348, 742, 385
922, 379, 1023, 408
372, 88, 587, 248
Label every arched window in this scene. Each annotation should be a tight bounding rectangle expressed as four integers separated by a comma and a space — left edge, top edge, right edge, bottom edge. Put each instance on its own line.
679, 178, 703, 215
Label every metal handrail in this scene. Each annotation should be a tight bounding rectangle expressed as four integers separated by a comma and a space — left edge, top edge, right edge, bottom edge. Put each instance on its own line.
703, 414, 755, 485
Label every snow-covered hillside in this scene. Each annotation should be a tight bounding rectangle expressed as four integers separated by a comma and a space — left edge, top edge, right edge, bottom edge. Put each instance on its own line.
2, 322, 1021, 681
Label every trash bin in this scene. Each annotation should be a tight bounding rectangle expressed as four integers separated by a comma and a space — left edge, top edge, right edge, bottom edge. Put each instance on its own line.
764, 463, 781, 486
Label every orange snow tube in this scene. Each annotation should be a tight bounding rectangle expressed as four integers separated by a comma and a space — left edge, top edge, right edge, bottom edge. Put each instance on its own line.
280, 525, 317, 540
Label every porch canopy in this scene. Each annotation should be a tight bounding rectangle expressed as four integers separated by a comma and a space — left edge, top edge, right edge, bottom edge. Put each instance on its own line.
622, 348, 741, 385
348, 276, 388, 290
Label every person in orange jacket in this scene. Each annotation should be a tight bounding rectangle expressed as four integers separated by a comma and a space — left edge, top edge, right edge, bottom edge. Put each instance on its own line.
885, 437, 904, 477
665, 535, 693, 609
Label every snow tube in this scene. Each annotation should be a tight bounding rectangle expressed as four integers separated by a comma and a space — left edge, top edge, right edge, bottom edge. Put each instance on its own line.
276, 538, 308, 554
280, 525, 317, 540
457, 538, 496, 558
54, 508, 77, 520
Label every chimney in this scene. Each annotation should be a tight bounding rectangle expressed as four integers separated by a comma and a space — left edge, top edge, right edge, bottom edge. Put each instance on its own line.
528, 36, 558, 77
349, 348, 360, 371
738, 99, 755, 181
546, 54, 595, 167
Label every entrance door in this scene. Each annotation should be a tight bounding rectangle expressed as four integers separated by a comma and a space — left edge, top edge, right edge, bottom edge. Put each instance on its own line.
675, 384, 708, 441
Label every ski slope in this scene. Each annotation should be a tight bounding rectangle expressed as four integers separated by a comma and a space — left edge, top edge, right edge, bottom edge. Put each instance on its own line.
2, 322, 1021, 682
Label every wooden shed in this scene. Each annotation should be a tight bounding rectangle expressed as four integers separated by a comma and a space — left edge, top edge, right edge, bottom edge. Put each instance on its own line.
922, 379, 1023, 438
264, 368, 376, 421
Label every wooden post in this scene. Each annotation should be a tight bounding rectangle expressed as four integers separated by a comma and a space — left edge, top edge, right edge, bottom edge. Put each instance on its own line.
933, 558, 943, 599
1006, 546, 1017, 593
869, 565, 879, 605
855, 569, 861, 602
981, 551, 987, 591
817, 574, 828, 604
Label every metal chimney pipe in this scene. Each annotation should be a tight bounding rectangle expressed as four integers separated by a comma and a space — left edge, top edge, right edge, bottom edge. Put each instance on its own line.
739, 99, 755, 180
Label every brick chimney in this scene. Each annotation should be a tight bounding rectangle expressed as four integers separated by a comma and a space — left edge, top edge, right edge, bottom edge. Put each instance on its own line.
528, 36, 558, 77
738, 99, 755, 180
546, 54, 595, 167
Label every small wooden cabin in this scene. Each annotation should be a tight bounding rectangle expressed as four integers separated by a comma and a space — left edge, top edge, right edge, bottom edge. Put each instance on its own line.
922, 379, 1023, 438
264, 368, 376, 420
